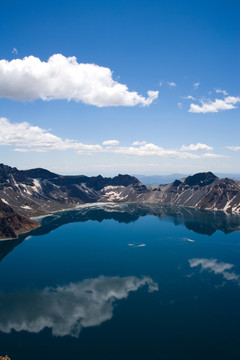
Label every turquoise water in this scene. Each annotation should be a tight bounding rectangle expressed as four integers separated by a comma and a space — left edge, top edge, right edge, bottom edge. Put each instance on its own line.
0, 204, 240, 359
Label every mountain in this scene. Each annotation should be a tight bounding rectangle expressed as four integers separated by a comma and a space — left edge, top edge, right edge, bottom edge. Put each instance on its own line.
135, 173, 240, 185
0, 198, 39, 239
108, 171, 240, 214
0, 163, 139, 217
0, 164, 240, 239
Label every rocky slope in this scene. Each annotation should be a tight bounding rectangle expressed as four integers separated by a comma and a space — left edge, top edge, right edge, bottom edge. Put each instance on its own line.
0, 164, 139, 217
0, 163, 240, 232
0, 198, 39, 239
100, 172, 240, 214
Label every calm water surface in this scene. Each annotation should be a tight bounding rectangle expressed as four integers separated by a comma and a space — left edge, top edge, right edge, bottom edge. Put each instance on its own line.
0, 204, 240, 360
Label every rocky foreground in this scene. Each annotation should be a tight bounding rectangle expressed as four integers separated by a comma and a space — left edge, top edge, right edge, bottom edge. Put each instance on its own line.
0, 163, 240, 239
0, 198, 39, 240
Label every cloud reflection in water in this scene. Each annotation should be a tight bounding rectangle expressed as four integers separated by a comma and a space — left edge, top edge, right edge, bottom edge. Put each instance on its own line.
189, 258, 240, 284
0, 275, 158, 338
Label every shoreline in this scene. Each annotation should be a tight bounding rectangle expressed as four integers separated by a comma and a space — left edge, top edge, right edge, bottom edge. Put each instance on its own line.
1, 201, 240, 242
0, 222, 41, 242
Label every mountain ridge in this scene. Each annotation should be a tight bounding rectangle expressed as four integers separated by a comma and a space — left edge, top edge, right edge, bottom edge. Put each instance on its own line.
0, 163, 240, 239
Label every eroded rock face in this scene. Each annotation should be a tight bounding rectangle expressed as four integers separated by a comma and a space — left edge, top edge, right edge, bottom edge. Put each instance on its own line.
0, 164, 140, 217
183, 172, 218, 187
0, 199, 39, 239
0, 164, 240, 227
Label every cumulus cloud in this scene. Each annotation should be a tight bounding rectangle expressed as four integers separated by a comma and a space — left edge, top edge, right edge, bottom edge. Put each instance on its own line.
109, 142, 222, 159
0, 118, 225, 159
193, 82, 200, 89
189, 96, 240, 113
180, 143, 213, 151
102, 140, 120, 146
0, 117, 102, 153
167, 81, 176, 87
189, 258, 240, 284
0, 54, 158, 107
226, 146, 240, 151
0, 276, 158, 337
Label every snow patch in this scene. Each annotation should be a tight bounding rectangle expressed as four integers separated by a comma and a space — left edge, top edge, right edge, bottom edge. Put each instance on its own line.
1, 198, 9, 205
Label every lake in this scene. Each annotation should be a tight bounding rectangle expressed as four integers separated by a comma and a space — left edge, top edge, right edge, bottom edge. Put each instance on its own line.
0, 203, 240, 360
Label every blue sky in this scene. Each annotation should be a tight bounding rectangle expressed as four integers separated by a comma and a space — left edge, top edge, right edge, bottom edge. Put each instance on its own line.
0, 0, 239, 175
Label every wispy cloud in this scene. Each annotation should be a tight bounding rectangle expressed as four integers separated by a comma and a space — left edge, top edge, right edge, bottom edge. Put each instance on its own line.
11, 47, 18, 55
102, 140, 120, 146
216, 89, 228, 96
132, 141, 147, 146
0, 118, 226, 159
0, 54, 158, 107
189, 96, 240, 113
193, 82, 200, 89
226, 146, 240, 151
189, 258, 240, 284
181, 95, 195, 100
167, 81, 176, 87
180, 143, 213, 151
178, 102, 182, 109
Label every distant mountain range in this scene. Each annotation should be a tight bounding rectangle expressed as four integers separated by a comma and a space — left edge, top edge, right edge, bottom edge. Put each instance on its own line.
135, 173, 240, 185
0, 163, 240, 239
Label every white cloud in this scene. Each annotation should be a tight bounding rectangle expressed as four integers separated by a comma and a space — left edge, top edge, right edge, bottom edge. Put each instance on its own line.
167, 81, 176, 87
180, 143, 213, 151
193, 82, 200, 89
178, 102, 182, 109
181, 95, 195, 100
189, 258, 240, 284
189, 96, 240, 113
0, 276, 158, 337
102, 140, 120, 146
11, 47, 18, 55
216, 89, 228, 96
0, 117, 102, 153
0, 54, 158, 107
132, 141, 147, 146
226, 146, 240, 151
109, 142, 223, 159
159, 81, 163, 86
0, 118, 226, 159
201, 153, 225, 158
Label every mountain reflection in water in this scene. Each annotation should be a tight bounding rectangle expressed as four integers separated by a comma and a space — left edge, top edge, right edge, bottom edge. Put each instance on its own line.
0, 275, 158, 337
33, 203, 240, 236
1, 203, 240, 263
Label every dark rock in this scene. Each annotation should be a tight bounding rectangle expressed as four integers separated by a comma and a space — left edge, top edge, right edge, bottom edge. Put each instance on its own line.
183, 172, 218, 187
